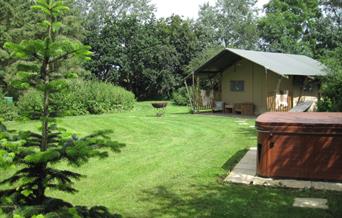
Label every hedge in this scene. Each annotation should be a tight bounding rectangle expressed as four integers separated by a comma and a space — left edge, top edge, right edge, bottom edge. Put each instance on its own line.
17, 79, 135, 119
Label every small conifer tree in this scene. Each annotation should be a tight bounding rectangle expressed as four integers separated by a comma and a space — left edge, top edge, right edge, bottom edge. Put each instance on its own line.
0, 0, 124, 207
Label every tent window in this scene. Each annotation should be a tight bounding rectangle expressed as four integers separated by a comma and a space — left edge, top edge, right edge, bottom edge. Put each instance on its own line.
230, 80, 244, 92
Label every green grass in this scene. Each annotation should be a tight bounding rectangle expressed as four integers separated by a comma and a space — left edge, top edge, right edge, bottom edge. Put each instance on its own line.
1, 102, 342, 217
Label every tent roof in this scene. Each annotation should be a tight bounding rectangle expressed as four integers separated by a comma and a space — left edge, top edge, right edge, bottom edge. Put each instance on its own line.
194, 48, 327, 77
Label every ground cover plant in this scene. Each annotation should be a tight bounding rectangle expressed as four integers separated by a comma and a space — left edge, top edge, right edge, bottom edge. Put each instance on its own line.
1, 102, 342, 217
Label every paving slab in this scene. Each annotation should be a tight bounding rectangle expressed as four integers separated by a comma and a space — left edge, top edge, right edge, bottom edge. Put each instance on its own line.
226, 172, 254, 185
224, 148, 342, 191
234, 163, 255, 170
293, 198, 328, 209
278, 180, 311, 189
311, 181, 342, 191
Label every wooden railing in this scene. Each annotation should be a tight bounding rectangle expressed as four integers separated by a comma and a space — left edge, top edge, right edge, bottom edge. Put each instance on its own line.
193, 104, 212, 112
267, 92, 292, 112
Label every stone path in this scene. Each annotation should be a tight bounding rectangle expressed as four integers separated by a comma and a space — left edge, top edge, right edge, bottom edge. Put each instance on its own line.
293, 198, 328, 209
224, 148, 342, 191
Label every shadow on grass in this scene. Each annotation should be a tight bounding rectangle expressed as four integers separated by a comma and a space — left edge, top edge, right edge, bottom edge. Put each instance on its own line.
137, 147, 342, 218
0, 197, 121, 218
221, 148, 249, 171
139, 183, 340, 218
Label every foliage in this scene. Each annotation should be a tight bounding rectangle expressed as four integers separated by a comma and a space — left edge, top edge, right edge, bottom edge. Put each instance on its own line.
79, 80, 135, 114
0, 0, 125, 215
0, 0, 39, 92
76, 0, 155, 27
17, 80, 135, 119
0, 90, 18, 121
258, 0, 342, 58
0, 0, 89, 97
197, 0, 259, 49
317, 45, 342, 112
5, 194, 121, 217
315, 0, 342, 57
84, 13, 205, 100
17, 89, 43, 120
172, 87, 189, 106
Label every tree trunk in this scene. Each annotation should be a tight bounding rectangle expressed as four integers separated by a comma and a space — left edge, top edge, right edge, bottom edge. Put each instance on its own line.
35, 10, 56, 203
36, 59, 49, 204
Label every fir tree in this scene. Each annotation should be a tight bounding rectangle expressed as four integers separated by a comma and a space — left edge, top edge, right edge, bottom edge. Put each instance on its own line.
0, 0, 124, 208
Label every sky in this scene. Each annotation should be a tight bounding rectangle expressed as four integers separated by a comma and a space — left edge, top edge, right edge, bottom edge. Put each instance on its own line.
151, 0, 270, 19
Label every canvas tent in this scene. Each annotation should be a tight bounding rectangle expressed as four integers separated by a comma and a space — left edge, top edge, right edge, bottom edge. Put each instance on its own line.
190, 48, 326, 114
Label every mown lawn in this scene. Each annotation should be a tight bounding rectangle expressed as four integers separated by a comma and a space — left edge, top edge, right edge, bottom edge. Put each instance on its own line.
1, 102, 342, 217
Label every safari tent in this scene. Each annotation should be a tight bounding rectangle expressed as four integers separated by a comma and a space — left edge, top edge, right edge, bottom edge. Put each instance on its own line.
190, 48, 327, 115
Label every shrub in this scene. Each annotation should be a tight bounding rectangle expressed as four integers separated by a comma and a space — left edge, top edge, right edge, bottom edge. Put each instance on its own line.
17, 89, 43, 119
0, 90, 18, 121
317, 72, 342, 112
83, 80, 135, 114
51, 81, 88, 116
317, 46, 342, 112
172, 87, 189, 106
17, 80, 136, 119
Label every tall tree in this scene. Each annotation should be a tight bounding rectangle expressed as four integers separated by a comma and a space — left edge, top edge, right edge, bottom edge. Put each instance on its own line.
258, 0, 322, 56
76, 0, 155, 34
0, 0, 124, 211
0, 0, 39, 90
85, 14, 204, 99
316, 0, 342, 56
0, 0, 88, 96
197, 0, 259, 49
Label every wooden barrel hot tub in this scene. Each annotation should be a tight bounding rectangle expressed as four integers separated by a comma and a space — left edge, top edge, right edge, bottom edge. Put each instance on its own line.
256, 112, 342, 181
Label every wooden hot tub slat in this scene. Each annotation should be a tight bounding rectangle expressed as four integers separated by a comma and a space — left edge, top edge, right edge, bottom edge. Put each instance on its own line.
256, 112, 342, 182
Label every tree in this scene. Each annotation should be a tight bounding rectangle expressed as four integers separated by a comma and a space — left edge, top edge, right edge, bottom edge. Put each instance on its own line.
0, 0, 39, 91
316, 0, 342, 56
197, 0, 259, 49
258, 0, 322, 56
0, 0, 89, 98
0, 0, 124, 211
76, 0, 155, 36
85, 14, 204, 99
197, 3, 219, 47
317, 45, 342, 111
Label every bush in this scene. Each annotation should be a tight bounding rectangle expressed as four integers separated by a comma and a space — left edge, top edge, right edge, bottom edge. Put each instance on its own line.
17, 89, 43, 119
51, 81, 88, 116
317, 46, 342, 112
172, 87, 189, 106
81, 80, 135, 114
317, 72, 342, 112
0, 91, 18, 121
17, 80, 136, 119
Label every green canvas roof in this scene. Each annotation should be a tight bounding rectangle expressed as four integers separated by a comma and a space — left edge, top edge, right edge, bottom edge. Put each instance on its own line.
195, 48, 327, 77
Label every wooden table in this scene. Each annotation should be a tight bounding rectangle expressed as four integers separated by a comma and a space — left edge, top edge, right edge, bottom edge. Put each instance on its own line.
233, 103, 254, 115
224, 104, 233, 113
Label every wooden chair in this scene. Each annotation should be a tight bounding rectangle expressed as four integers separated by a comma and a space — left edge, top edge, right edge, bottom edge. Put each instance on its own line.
212, 101, 224, 112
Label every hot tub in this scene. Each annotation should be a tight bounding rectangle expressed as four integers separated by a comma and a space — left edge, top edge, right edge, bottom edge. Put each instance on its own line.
256, 112, 342, 181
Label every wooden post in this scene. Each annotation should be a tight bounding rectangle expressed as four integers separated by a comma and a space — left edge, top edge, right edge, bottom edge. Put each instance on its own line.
265, 67, 269, 111
184, 80, 194, 112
